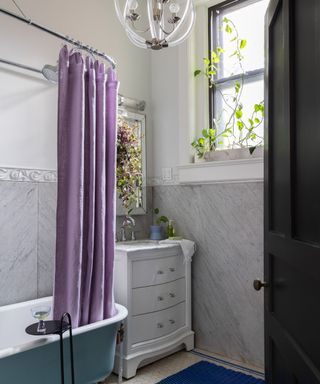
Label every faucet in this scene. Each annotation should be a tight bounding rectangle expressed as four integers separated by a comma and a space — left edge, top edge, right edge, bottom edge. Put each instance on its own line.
120, 215, 136, 241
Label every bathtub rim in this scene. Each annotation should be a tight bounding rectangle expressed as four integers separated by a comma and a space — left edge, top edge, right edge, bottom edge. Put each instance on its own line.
0, 296, 127, 359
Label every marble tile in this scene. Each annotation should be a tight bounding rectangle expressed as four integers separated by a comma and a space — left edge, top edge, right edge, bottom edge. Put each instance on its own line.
0, 181, 38, 306
38, 182, 57, 298
116, 186, 153, 240
153, 183, 264, 369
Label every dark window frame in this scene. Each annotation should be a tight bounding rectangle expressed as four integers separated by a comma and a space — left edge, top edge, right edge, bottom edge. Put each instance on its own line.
208, 0, 265, 131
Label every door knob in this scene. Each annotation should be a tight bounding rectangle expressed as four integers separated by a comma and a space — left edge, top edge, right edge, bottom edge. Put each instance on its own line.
253, 279, 268, 291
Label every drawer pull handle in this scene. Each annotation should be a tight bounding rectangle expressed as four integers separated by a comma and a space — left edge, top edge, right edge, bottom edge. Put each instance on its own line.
157, 323, 164, 328
158, 296, 164, 301
169, 293, 176, 298
169, 319, 176, 324
169, 267, 175, 272
157, 270, 164, 275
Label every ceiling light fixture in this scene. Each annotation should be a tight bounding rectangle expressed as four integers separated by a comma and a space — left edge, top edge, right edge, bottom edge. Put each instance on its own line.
114, 0, 195, 50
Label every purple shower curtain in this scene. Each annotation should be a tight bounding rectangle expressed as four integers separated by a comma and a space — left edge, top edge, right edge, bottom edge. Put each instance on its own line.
53, 46, 118, 327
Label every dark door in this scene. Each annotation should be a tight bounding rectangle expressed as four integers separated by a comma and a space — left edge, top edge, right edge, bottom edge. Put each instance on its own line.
262, 0, 320, 382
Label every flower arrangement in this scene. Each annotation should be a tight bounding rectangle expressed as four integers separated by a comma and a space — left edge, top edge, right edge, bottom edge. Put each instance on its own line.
117, 116, 143, 213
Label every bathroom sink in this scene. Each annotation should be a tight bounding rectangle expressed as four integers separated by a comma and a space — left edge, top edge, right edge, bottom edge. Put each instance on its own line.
116, 240, 159, 251
116, 240, 159, 245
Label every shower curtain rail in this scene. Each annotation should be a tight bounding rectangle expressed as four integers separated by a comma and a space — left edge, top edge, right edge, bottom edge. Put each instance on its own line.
0, 7, 116, 69
0, 57, 42, 74
0, 57, 146, 111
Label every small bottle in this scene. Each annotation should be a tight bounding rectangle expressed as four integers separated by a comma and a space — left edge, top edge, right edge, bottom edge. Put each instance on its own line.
167, 220, 175, 238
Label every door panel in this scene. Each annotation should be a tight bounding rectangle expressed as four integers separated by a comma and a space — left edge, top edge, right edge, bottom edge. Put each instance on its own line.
293, 0, 320, 244
271, 341, 297, 384
272, 255, 320, 368
265, 0, 320, 382
268, 0, 288, 235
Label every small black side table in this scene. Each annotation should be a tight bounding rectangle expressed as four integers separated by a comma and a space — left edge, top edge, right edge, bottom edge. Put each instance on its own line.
26, 313, 75, 384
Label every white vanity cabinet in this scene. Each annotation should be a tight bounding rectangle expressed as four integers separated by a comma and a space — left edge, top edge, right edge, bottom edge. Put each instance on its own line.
113, 242, 194, 379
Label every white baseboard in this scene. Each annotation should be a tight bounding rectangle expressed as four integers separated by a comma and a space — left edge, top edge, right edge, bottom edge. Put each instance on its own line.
191, 349, 265, 379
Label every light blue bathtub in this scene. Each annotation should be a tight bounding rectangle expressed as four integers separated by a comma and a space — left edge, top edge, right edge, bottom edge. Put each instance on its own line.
0, 296, 127, 384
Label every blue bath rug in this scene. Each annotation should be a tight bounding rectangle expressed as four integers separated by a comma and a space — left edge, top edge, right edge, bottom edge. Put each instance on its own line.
158, 361, 265, 384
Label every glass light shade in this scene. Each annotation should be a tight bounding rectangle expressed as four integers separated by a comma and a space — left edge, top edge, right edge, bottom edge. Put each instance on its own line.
169, 3, 180, 13
114, 0, 195, 50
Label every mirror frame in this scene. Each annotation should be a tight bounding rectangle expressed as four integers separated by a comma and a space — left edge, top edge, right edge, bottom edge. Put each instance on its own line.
116, 108, 147, 216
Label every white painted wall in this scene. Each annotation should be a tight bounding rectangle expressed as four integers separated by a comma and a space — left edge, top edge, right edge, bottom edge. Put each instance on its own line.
0, 0, 151, 170
150, 1, 222, 181
0, 0, 227, 180
150, 47, 180, 180
151, 1, 217, 179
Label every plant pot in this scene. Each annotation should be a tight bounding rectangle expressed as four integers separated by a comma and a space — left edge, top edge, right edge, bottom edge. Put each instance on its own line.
193, 154, 206, 163
204, 146, 263, 161
149, 225, 164, 240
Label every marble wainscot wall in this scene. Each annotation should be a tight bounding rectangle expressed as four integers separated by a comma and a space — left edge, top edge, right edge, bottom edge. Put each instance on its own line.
0, 168, 57, 306
0, 167, 152, 306
153, 182, 264, 369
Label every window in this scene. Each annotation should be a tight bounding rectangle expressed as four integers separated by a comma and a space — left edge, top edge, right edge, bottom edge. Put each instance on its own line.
208, 0, 269, 149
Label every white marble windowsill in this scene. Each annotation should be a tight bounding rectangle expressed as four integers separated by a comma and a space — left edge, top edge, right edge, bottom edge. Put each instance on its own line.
177, 157, 264, 184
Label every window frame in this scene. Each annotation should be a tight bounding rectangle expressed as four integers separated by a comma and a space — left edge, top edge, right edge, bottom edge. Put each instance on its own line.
208, 0, 265, 139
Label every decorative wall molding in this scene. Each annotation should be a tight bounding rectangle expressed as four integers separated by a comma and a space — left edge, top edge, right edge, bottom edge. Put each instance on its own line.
178, 158, 264, 184
0, 167, 57, 183
147, 158, 264, 186
147, 175, 179, 187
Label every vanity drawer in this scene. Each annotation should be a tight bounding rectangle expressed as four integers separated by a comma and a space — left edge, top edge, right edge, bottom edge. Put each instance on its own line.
132, 254, 184, 288
131, 302, 186, 344
132, 278, 186, 316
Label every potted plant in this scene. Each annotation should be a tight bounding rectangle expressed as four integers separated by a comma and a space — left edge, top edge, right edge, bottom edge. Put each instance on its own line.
191, 128, 216, 162
150, 208, 169, 240
192, 17, 264, 161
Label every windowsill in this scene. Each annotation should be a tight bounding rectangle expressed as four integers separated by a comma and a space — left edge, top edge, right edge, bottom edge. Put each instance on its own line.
177, 157, 264, 184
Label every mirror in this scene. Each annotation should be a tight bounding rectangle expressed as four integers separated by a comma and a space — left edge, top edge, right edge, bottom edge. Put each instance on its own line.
116, 108, 147, 215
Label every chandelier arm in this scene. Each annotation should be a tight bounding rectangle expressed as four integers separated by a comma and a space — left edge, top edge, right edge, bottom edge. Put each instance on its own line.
120, 1, 149, 44
158, 3, 165, 40
166, 0, 192, 43
126, 32, 148, 48
114, 0, 126, 28
168, 3, 196, 47
124, 19, 149, 43
131, 20, 151, 34
159, 23, 174, 36
114, 0, 146, 43
147, 0, 157, 39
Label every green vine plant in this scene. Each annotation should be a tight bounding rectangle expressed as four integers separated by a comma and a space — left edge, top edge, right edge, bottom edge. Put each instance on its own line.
117, 116, 143, 214
153, 208, 169, 226
192, 17, 264, 159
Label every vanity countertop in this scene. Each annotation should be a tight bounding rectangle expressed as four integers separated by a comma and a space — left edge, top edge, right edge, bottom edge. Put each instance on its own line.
115, 240, 180, 252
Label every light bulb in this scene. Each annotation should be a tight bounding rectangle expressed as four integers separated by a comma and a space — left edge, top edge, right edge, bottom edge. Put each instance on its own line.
169, 3, 180, 14
129, 0, 138, 10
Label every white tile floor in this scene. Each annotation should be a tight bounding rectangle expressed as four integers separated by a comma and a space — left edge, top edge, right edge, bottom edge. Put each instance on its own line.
103, 350, 264, 384
104, 351, 201, 384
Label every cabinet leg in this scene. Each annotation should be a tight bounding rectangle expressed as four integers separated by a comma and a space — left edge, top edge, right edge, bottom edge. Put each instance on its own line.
123, 358, 139, 379
184, 334, 195, 351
